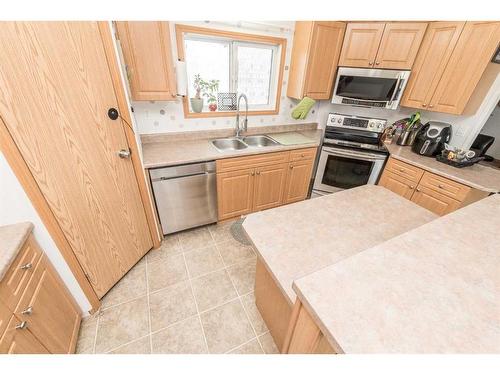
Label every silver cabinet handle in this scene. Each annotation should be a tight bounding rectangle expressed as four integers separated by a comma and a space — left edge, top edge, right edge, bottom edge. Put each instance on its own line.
368, 61, 373, 66
429, 104, 434, 108
118, 149, 131, 159
21, 306, 33, 315
375, 61, 380, 65
422, 103, 427, 107
16, 321, 28, 330
250, 171, 255, 176
416, 188, 421, 192
410, 185, 415, 190
20, 263, 32, 270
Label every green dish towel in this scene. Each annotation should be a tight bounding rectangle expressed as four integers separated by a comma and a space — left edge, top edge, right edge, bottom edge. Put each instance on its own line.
291, 97, 316, 120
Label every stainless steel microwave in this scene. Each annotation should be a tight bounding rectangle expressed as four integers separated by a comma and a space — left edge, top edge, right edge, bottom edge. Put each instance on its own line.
332, 67, 411, 110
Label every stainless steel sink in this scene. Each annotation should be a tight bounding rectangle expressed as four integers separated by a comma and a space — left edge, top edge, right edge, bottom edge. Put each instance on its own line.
242, 135, 279, 147
211, 138, 248, 151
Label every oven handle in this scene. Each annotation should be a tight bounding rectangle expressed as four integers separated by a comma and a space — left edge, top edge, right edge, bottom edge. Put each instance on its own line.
322, 146, 386, 161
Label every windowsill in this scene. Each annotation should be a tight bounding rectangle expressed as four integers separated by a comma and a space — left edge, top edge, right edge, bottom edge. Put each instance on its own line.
183, 108, 280, 118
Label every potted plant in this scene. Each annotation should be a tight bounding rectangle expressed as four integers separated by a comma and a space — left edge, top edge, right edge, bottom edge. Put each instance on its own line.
190, 74, 204, 113
201, 79, 219, 112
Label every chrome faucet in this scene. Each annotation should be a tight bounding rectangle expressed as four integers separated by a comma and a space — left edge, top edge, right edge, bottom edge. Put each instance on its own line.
235, 93, 248, 138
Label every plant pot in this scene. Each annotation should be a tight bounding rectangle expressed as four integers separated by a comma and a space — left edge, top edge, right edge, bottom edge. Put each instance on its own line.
208, 102, 217, 112
190, 98, 203, 113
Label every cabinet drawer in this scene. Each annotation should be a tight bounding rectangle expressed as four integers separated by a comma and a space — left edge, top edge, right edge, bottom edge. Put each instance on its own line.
216, 151, 290, 173
0, 315, 49, 354
411, 185, 462, 216
0, 235, 42, 312
384, 157, 424, 183
289, 147, 317, 162
419, 172, 471, 201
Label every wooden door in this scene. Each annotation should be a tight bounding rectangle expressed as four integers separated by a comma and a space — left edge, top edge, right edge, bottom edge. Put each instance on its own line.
15, 256, 80, 354
378, 171, 416, 200
283, 160, 314, 204
116, 21, 177, 101
339, 23, 385, 68
0, 22, 153, 298
429, 21, 500, 114
411, 186, 461, 216
375, 23, 427, 69
401, 22, 465, 110
253, 164, 288, 211
217, 168, 255, 220
303, 22, 346, 99
0, 316, 49, 354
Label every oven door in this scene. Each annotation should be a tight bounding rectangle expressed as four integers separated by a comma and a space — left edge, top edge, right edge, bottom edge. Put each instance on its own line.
313, 145, 386, 194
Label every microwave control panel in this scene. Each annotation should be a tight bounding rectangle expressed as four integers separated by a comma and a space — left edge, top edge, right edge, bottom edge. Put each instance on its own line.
327, 113, 387, 134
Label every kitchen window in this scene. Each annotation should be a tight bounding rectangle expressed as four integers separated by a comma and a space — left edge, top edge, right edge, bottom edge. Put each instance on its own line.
176, 24, 286, 117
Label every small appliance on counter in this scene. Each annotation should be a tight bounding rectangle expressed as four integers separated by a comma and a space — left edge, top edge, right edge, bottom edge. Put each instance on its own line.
411, 121, 452, 157
436, 144, 483, 168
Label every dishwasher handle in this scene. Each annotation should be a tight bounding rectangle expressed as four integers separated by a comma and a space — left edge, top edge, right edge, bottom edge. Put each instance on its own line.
152, 170, 212, 182
149, 161, 216, 181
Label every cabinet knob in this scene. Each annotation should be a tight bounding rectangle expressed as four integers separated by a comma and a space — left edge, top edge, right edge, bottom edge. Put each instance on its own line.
375, 62, 380, 65
301, 154, 305, 157
21, 306, 33, 315
368, 61, 373, 66
251, 171, 255, 176
20, 262, 32, 270
256, 171, 261, 175
289, 165, 294, 170
118, 149, 131, 159
438, 184, 444, 189
429, 104, 434, 108
416, 188, 421, 192
399, 168, 405, 172
15, 321, 28, 330
410, 185, 414, 190
422, 103, 427, 107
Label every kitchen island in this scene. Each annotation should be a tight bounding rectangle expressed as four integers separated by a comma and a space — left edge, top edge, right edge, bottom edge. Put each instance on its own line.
242, 185, 437, 350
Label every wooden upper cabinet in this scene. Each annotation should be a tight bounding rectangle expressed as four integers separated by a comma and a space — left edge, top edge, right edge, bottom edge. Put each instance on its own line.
339, 23, 385, 68
287, 22, 346, 99
375, 23, 427, 69
429, 21, 500, 114
401, 22, 465, 110
116, 21, 177, 101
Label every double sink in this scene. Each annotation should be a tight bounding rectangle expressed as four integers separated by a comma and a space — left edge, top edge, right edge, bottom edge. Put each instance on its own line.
211, 135, 279, 151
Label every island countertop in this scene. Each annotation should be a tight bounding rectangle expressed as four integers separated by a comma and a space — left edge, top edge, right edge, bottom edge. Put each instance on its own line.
242, 185, 437, 305
293, 193, 500, 353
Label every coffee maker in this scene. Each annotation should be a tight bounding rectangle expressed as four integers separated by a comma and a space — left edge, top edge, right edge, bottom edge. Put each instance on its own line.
411, 121, 452, 157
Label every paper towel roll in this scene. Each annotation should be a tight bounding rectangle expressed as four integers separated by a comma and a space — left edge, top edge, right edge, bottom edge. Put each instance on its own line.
176, 60, 187, 97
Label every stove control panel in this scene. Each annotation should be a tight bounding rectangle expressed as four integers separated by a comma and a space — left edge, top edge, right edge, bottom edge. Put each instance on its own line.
327, 113, 387, 133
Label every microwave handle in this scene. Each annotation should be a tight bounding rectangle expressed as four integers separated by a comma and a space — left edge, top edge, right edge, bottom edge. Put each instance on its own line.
389, 75, 404, 106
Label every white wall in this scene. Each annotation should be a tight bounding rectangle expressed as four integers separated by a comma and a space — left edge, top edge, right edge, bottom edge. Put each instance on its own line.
131, 21, 320, 135
479, 105, 500, 158
0, 152, 91, 314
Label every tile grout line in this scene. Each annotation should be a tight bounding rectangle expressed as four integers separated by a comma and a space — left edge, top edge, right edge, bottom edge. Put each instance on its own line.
144, 253, 154, 354
105, 333, 151, 354
92, 311, 100, 354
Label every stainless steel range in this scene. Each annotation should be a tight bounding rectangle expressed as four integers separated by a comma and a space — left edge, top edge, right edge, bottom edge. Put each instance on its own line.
312, 113, 389, 196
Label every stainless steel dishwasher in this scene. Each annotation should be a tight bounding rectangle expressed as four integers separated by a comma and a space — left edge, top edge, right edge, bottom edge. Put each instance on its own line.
150, 161, 217, 235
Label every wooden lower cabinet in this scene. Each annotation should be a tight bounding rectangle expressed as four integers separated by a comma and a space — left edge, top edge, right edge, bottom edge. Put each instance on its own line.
0, 316, 49, 354
216, 148, 317, 220
378, 157, 489, 216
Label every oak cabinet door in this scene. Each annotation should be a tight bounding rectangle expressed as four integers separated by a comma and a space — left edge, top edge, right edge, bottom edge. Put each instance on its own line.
339, 23, 385, 68
14, 256, 81, 354
378, 170, 416, 200
253, 164, 288, 211
217, 169, 255, 220
116, 21, 177, 101
283, 160, 314, 204
429, 21, 500, 114
303, 22, 346, 99
375, 23, 427, 69
401, 22, 465, 110
411, 186, 461, 216
0, 316, 49, 354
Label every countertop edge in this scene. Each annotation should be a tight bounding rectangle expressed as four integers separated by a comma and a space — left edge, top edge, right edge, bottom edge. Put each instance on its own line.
0, 222, 34, 282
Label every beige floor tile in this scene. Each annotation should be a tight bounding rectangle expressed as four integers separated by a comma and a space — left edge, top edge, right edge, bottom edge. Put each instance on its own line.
228, 338, 264, 354
94, 296, 149, 353
241, 293, 268, 335
109, 336, 151, 354
147, 253, 188, 293
75, 314, 98, 354
227, 259, 256, 295
101, 261, 147, 309
179, 227, 214, 251
146, 235, 182, 264
184, 245, 224, 278
191, 269, 238, 312
151, 316, 207, 354
149, 281, 197, 332
258, 332, 279, 354
207, 220, 236, 243
217, 238, 256, 267
200, 299, 255, 354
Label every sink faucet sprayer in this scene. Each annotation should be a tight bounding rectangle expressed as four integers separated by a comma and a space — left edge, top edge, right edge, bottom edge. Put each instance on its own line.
235, 93, 248, 138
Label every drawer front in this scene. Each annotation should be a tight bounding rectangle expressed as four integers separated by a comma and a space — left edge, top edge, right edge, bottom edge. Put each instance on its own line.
216, 151, 290, 173
411, 185, 461, 216
0, 300, 11, 338
419, 171, 471, 201
384, 157, 424, 183
289, 147, 317, 162
0, 315, 49, 354
0, 235, 42, 311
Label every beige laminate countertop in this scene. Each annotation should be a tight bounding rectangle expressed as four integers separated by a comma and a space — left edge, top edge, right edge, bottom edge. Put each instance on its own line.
141, 129, 323, 169
0, 222, 33, 282
386, 144, 500, 193
242, 185, 437, 305
293, 194, 500, 353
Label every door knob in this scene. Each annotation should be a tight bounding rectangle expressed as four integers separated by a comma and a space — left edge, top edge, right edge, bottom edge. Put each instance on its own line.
118, 149, 131, 159
108, 108, 119, 120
